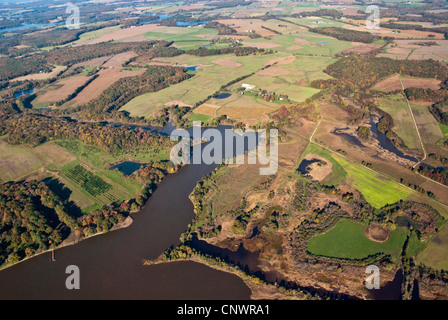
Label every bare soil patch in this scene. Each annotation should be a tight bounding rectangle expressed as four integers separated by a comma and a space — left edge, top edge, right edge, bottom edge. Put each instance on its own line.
72, 68, 144, 105
72, 56, 111, 68
340, 43, 382, 55
364, 223, 390, 243
343, 24, 445, 39
257, 66, 304, 77
216, 19, 278, 37
218, 105, 276, 126
36, 75, 92, 103
71, 52, 144, 105
212, 57, 243, 69
373, 74, 441, 91
243, 42, 281, 49
165, 100, 192, 108
193, 103, 220, 117
287, 45, 303, 50
12, 65, 66, 82
266, 55, 296, 66
301, 153, 333, 181
81, 24, 163, 44
380, 40, 448, 61
294, 38, 311, 45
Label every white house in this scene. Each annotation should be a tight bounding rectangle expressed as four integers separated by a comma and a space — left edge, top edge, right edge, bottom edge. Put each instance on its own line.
242, 83, 256, 91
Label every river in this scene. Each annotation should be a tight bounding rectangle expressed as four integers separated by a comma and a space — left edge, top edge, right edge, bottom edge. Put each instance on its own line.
0, 122, 402, 300
0, 125, 252, 299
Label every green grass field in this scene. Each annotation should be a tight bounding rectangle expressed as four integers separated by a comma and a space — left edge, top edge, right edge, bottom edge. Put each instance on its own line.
411, 103, 444, 145
121, 52, 284, 117
378, 95, 421, 150
439, 122, 448, 135
0, 138, 169, 213
283, 16, 346, 29
188, 113, 212, 123
333, 154, 413, 208
307, 220, 408, 261
60, 159, 142, 213
143, 26, 218, 50
416, 223, 448, 270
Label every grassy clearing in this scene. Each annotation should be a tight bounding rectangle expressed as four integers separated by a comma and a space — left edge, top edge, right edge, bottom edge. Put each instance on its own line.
72, 25, 122, 45
439, 122, 448, 136
188, 113, 212, 123
143, 26, 218, 50
416, 223, 448, 270
377, 94, 421, 149
0, 139, 75, 182
333, 154, 413, 208
266, 32, 353, 56
283, 16, 346, 29
60, 159, 142, 213
0, 140, 45, 182
407, 232, 426, 258
0, 138, 168, 212
197, 164, 265, 217
411, 103, 444, 144
307, 219, 408, 261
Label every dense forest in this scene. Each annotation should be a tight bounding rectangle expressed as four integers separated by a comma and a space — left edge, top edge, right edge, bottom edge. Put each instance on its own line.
325, 54, 448, 90
381, 22, 448, 39
0, 180, 80, 265
417, 165, 448, 186
429, 100, 448, 125
0, 22, 120, 55
185, 46, 270, 57
405, 87, 447, 102
0, 41, 171, 81
310, 27, 379, 43
0, 111, 173, 153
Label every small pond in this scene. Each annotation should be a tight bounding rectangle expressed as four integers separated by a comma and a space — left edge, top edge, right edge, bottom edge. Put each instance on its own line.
176, 20, 208, 26
110, 161, 145, 176
14, 89, 34, 99
214, 93, 232, 99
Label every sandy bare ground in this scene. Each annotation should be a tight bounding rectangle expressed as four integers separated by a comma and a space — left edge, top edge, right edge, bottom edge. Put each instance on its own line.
364, 223, 390, 243
340, 43, 382, 55
218, 105, 276, 126
257, 66, 304, 77
294, 38, 311, 45
266, 55, 296, 66
287, 45, 303, 50
36, 75, 92, 103
72, 56, 111, 68
72, 68, 145, 105
373, 74, 441, 91
378, 39, 448, 61
72, 52, 144, 105
343, 24, 446, 39
81, 24, 163, 45
193, 103, 220, 117
243, 42, 281, 49
165, 100, 192, 108
11, 65, 66, 82
301, 153, 333, 181
216, 19, 278, 37
212, 57, 243, 69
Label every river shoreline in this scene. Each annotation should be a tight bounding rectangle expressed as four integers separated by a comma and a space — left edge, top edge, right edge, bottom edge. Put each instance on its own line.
144, 254, 306, 300
0, 215, 134, 272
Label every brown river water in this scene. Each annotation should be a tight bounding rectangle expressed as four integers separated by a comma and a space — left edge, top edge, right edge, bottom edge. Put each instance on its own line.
0, 124, 402, 300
